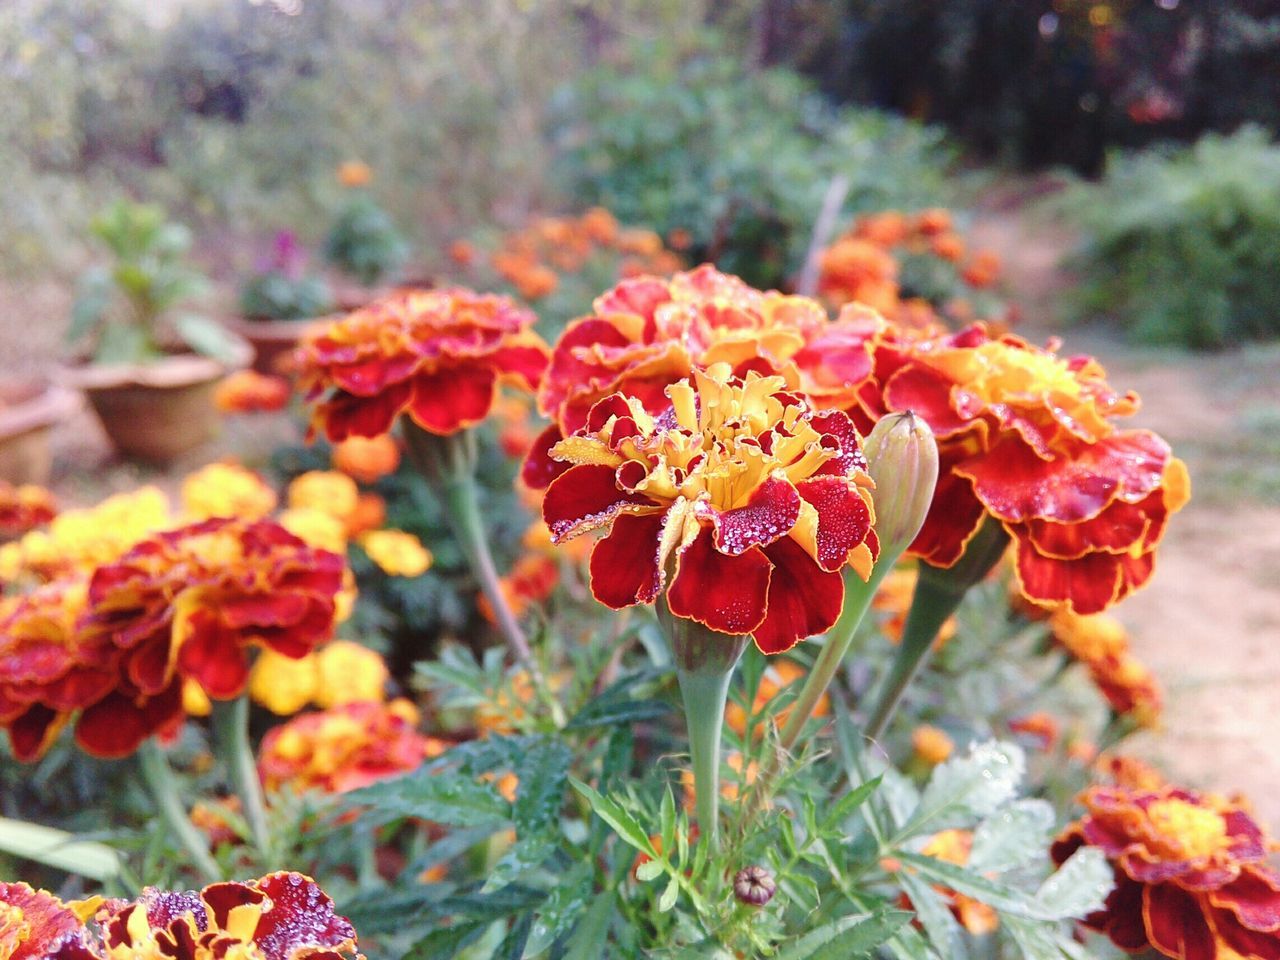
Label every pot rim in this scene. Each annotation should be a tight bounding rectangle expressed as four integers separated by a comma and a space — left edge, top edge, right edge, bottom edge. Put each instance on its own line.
0, 380, 82, 441
58, 337, 253, 391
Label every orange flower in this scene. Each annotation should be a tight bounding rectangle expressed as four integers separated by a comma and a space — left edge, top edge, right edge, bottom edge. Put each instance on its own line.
911, 725, 954, 765
1008, 711, 1060, 751
0, 881, 98, 960
331, 434, 400, 484
0, 483, 56, 538
337, 160, 372, 188
724, 658, 825, 739
478, 554, 558, 624
514, 264, 559, 302
581, 207, 620, 246
854, 211, 911, 247
929, 232, 966, 263
346, 492, 387, 537
817, 238, 901, 315
920, 829, 999, 934
1050, 610, 1163, 724
1053, 784, 1280, 959
961, 250, 1002, 289
1097, 753, 1167, 791
98, 872, 359, 960
214, 370, 290, 414
288, 470, 359, 529
666, 227, 693, 251
69, 517, 346, 758
360, 529, 432, 577
540, 365, 878, 653
527, 264, 883, 487
914, 208, 953, 237
868, 325, 1189, 614
298, 287, 549, 441
448, 239, 477, 268
258, 699, 431, 794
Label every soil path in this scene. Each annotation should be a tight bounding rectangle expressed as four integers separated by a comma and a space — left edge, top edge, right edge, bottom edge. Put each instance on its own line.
971, 181, 1280, 825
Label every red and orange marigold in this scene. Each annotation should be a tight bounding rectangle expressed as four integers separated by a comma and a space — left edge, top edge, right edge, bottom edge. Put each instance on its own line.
98, 872, 360, 960
298, 287, 549, 441
539, 365, 878, 653
0, 881, 99, 960
867, 324, 1189, 614
1053, 785, 1280, 959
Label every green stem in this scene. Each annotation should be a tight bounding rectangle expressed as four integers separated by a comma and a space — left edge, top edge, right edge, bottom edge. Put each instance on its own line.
864, 520, 1010, 742
137, 739, 220, 882
777, 561, 895, 752
212, 696, 270, 857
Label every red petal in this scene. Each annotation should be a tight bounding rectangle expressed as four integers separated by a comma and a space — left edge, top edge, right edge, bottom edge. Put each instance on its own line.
705, 475, 800, 556
1013, 536, 1123, 614
907, 466, 987, 567
220, 594, 309, 630
488, 342, 549, 393
75, 683, 183, 759
406, 365, 498, 435
1102, 874, 1153, 951
250, 872, 358, 960
176, 608, 250, 700
795, 475, 874, 572
666, 529, 770, 636
589, 512, 665, 609
1024, 494, 1155, 559
807, 409, 868, 477
1208, 867, 1280, 933
542, 464, 658, 542
753, 537, 844, 654
320, 381, 413, 442
958, 430, 1171, 525
884, 364, 972, 437
521, 424, 571, 490
1143, 884, 1216, 960
8, 704, 59, 761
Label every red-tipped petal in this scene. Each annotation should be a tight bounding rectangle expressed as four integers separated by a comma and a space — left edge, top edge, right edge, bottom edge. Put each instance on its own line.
1142, 883, 1216, 960
542, 464, 659, 542
1013, 536, 1123, 615
706, 474, 801, 556
795, 475, 874, 572
320, 381, 413, 441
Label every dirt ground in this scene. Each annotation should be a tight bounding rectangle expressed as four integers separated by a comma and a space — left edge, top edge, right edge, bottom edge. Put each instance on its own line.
971, 183, 1280, 825
6, 183, 1280, 824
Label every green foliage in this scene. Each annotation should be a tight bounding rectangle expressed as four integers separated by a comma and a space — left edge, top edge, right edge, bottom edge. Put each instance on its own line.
552, 32, 955, 289
68, 200, 241, 365
1065, 126, 1280, 348
239, 272, 333, 322
324, 197, 409, 287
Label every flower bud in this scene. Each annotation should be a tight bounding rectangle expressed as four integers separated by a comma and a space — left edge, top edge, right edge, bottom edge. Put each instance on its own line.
734, 865, 776, 907
862, 412, 939, 561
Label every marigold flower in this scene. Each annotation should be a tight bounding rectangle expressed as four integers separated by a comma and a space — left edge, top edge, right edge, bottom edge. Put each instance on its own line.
540, 365, 878, 653
360, 529, 432, 577
181, 463, 278, 521
298, 287, 548, 441
279, 508, 348, 554
961, 250, 1002, 289
871, 324, 1189, 614
287, 471, 359, 526
477, 554, 558, 624
1053, 784, 1280, 959
817, 238, 901, 315
920, 829, 999, 934
98, 872, 359, 960
581, 207, 620, 246
259, 699, 430, 794
249, 648, 319, 715
65, 518, 345, 758
214, 370, 290, 414
528, 265, 883, 487
1050, 610, 1163, 724
1097, 753, 1167, 791
448, 239, 477, 268
346, 493, 387, 537
314, 640, 388, 708
331, 434, 400, 484
1008, 711, 1060, 751
912, 725, 954, 765
190, 795, 242, 850
337, 160, 372, 188
930, 232, 966, 263
724, 658, 826, 739
0, 881, 98, 960
0, 483, 57, 539
855, 211, 911, 247
914, 208, 953, 237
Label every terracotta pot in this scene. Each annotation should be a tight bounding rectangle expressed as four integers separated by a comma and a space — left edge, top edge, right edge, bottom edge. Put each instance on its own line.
61, 340, 252, 465
227, 316, 329, 377
0, 380, 81, 485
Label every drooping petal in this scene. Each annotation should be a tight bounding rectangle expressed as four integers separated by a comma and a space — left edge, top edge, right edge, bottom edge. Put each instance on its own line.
542, 464, 660, 542
793, 475, 875, 573
319, 381, 413, 442
589, 512, 665, 609
753, 537, 845, 655
704, 474, 801, 556
666, 529, 770, 636
406, 365, 499, 435
1013, 536, 1124, 615
1142, 884, 1217, 960
521, 423, 571, 490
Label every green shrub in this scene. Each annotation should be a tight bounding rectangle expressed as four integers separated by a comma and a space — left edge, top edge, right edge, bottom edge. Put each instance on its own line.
551, 33, 956, 289
1065, 126, 1280, 349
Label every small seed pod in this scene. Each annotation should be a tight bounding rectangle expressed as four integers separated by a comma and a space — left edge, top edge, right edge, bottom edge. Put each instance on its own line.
733, 865, 776, 907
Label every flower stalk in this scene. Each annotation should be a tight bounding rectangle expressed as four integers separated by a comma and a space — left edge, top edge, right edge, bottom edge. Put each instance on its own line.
212, 695, 271, 858
658, 601, 748, 853
137, 739, 221, 882
864, 518, 1010, 742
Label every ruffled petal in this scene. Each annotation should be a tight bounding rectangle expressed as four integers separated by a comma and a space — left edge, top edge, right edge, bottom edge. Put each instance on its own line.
753, 537, 844, 654
666, 529, 770, 636
318, 381, 413, 442
589, 512, 665, 609
406, 365, 498, 435
793, 475, 875, 572
703, 474, 801, 556
1013, 537, 1123, 615
542, 464, 660, 542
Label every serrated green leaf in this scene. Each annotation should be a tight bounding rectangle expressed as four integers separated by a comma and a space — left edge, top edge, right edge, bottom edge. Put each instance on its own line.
897, 852, 1051, 919
1002, 915, 1094, 960
821, 776, 881, 831
569, 777, 657, 857
902, 741, 1025, 838
564, 668, 671, 730
776, 909, 912, 960
968, 799, 1055, 874
1032, 847, 1113, 920
346, 769, 511, 828
483, 738, 571, 892
404, 921, 488, 960
525, 862, 594, 955
894, 869, 965, 960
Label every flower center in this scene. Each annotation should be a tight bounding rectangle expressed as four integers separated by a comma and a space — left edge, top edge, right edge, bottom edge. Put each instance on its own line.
1146, 798, 1229, 860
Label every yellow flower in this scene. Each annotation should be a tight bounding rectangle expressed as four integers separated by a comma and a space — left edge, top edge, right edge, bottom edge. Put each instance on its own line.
912, 725, 954, 765
181, 463, 278, 521
250, 648, 319, 715
287, 471, 359, 526
315, 640, 388, 708
360, 529, 432, 577
280, 507, 348, 553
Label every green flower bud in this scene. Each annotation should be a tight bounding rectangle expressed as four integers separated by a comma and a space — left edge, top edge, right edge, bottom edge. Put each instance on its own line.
863, 411, 939, 561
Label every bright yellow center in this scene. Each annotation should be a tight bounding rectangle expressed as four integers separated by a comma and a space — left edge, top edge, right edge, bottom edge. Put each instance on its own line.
1146, 798, 1229, 860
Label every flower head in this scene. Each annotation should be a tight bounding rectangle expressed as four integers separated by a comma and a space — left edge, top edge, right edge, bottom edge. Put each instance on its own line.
359, 529, 432, 577
331, 434, 400, 484
214, 370, 290, 414
337, 159, 372, 187
181, 463, 278, 521
298, 288, 549, 441
871, 324, 1189, 614
1050, 610, 1162, 724
98, 872, 360, 960
0, 881, 98, 960
1053, 784, 1280, 959
0, 484, 57, 539
912, 725, 954, 765
248, 641, 388, 716
540, 364, 878, 653
259, 699, 435, 794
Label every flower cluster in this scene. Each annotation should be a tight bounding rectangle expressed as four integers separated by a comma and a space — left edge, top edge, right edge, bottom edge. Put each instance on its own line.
0, 517, 346, 760
247, 640, 389, 716
259, 699, 440, 794
527, 264, 883, 487
819, 209, 1010, 332
541, 364, 878, 652
0, 483, 57, 539
182, 463, 279, 522
1053, 784, 1280, 958
0, 881, 98, 960
867, 324, 1189, 614
1051, 609, 1163, 724
298, 287, 549, 441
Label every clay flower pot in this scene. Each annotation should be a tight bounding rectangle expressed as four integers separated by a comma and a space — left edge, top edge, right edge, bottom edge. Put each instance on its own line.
60, 338, 252, 465
228, 316, 329, 377
0, 380, 82, 485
